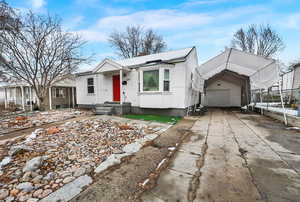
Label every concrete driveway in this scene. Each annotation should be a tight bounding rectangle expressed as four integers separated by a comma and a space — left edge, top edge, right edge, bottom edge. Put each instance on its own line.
142, 109, 300, 202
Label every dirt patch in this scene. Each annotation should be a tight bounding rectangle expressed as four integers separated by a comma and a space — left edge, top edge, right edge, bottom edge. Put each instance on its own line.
266, 130, 300, 154
71, 118, 196, 202
152, 119, 195, 148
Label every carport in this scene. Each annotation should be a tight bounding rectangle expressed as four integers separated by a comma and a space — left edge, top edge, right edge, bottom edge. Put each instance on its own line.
195, 48, 281, 108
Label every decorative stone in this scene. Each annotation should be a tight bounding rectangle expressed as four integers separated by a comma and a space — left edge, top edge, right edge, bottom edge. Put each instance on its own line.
23, 157, 44, 172
10, 189, 20, 196
32, 175, 43, 184
16, 182, 34, 193
0, 189, 9, 200
39, 175, 92, 202
32, 189, 43, 198
5, 196, 15, 202
40, 189, 52, 198
44, 172, 56, 181
73, 167, 86, 177
63, 176, 75, 184
22, 172, 32, 182
26, 198, 39, 202
9, 146, 32, 156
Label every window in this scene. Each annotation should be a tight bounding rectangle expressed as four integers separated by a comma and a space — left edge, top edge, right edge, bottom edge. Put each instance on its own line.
87, 78, 94, 94
54, 88, 65, 98
163, 69, 170, 91
143, 70, 159, 91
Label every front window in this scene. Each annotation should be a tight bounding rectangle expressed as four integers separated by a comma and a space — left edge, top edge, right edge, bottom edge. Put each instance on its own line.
54, 88, 65, 98
87, 78, 94, 94
143, 70, 159, 91
163, 69, 170, 91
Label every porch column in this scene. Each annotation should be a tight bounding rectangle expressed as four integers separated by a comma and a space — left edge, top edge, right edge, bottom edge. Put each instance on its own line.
14, 87, 17, 105
72, 87, 75, 108
68, 88, 71, 108
21, 86, 25, 110
120, 69, 123, 105
298, 90, 300, 117
4, 88, 7, 109
49, 86, 52, 110
29, 86, 33, 111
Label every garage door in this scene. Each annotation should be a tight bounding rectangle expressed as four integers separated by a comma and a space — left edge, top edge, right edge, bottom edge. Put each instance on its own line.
206, 89, 230, 107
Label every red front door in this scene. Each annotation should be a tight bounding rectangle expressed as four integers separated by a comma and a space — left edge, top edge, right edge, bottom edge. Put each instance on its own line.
112, 75, 120, 102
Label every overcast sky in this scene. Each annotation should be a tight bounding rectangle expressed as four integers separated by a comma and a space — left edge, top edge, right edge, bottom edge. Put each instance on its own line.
8, 0, 300, 70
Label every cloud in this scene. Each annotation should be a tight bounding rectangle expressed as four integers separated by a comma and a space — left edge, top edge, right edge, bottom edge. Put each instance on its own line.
182, 0, 241, 7
96, 9, 214, 30
284, 12, 300, 29
76, 30, 107, 42
30, 0, 46, 10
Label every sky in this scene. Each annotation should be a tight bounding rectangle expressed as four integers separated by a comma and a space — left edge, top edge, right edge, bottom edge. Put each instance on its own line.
7, 0, 300, 70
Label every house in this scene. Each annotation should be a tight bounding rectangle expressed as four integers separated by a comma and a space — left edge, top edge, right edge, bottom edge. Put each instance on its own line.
75, 47, 200, 116
0, 75, 76, 111
197, 48, 280, 107
292, 62, 300, 89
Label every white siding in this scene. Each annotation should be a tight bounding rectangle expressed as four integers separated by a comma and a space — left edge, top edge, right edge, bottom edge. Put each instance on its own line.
293, 67, 300, 89
76, 74, 98, 105
184, 48, 199, 107
76, 48, 199, 109
203, 79, 241, 107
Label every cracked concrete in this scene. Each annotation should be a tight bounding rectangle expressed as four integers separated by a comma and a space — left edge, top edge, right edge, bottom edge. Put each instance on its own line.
140, 109, 300, 202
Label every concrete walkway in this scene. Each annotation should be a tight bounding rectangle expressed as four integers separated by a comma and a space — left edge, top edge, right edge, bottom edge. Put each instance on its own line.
141, 109, 300, 202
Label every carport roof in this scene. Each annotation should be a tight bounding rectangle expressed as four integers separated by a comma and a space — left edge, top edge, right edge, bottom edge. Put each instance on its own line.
197, 48, 281, 90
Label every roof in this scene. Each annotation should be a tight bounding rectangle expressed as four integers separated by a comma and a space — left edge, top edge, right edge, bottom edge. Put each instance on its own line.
116, 47, 194, 67
196, 48, 281, 89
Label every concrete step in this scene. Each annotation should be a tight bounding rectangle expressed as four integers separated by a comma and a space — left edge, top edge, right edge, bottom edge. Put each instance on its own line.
95, 106, 113, 115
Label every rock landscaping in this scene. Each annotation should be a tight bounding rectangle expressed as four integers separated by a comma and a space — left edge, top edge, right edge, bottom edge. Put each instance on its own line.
0, 110, 91, 134
0, 115, 170, 201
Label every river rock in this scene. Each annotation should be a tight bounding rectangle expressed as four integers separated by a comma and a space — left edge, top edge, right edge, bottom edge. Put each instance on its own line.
73, 167, 86, 177
63, 176, 74, 184
16, 182, 34, 192
0, 189, 9, 200
23, 157, 44, 172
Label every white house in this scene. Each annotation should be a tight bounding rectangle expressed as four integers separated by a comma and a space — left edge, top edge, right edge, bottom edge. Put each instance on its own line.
292, 63, 300, 89
197, 48, 280, 107
75, 47, 200, 116
0, 75, 76, 111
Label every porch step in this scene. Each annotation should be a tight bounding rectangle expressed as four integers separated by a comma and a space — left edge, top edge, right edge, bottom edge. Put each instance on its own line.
95, 106, 113, 115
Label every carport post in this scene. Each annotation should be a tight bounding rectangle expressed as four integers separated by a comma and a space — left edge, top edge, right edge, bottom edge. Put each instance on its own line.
279, 81, 287, 125
260, 89, 263, 115
4, 87, 8, 109
297, 89, 300, 116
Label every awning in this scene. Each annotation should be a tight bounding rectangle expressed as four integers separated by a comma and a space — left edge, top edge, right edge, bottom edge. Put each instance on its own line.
196, 48, 281, 92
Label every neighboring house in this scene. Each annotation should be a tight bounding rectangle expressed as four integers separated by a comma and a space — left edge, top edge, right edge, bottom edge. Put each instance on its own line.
292, 63, 300, 89
197, 48, 279, 107
76, 47, 200, 116
0, 75, 76, 110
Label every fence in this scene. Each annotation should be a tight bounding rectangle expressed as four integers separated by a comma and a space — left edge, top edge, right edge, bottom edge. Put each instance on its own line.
250, 88, 300, 117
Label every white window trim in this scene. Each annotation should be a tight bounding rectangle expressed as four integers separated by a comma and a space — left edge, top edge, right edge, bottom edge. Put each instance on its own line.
87, 77, 95, 95
163, 68, 170, 92
140, 67, 172, 93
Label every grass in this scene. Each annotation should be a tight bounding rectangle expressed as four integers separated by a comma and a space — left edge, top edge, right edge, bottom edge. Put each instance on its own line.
123, 114, 182, 124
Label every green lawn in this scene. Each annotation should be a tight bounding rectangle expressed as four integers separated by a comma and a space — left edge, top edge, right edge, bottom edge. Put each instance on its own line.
123, 114, 182, 124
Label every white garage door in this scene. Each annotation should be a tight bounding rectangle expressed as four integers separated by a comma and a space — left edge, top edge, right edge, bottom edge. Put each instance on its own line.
206, 89, 230, 107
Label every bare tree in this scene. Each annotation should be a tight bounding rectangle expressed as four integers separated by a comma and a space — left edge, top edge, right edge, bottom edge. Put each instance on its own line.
231, 24, 284, 58
109, 25, 167, 58
0, 10, 89, 110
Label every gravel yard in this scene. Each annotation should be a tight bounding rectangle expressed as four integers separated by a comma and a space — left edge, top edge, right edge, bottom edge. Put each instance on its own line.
0, 110, 92, 135
0, 115, 169, 201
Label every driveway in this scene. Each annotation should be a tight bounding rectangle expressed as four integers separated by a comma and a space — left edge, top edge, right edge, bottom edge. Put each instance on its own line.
141, 109, 300, 202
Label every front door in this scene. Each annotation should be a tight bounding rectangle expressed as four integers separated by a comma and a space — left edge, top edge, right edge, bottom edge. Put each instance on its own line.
112, 75, 120, 102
